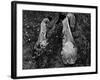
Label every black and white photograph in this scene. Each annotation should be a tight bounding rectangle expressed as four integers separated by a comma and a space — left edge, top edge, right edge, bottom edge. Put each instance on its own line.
11, 1, 97, 79
23, 11, 91, 69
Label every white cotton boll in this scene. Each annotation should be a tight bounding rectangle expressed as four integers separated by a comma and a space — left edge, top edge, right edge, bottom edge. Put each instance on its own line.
40, 40, 46, 46
61, 41, 77, 64
40, 40, 48, 48
63, 41, 74, 53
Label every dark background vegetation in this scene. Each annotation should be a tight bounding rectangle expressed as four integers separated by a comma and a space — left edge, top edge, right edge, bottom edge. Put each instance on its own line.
23, 10, 91, 69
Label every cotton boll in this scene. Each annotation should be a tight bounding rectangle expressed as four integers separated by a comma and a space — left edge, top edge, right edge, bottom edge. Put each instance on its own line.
61, 41, 77, 64
40, 40, 48, 48
63, 41, 74, 53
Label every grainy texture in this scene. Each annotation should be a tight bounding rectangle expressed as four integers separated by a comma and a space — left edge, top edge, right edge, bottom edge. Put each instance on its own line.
23, 10, 91, 69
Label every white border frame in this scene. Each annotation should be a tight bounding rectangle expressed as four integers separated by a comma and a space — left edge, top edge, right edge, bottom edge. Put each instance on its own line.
16, 3, 97, 77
